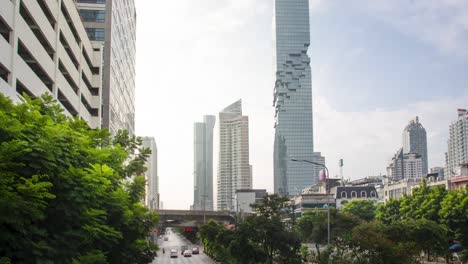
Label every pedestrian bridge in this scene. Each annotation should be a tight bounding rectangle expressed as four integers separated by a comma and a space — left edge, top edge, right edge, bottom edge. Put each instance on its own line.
155, 209, 235, 228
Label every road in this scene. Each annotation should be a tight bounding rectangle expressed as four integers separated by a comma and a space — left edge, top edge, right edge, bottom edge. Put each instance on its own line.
152, 228, 216, 264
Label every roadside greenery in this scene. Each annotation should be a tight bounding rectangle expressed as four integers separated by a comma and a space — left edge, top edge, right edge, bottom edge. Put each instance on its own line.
199, 182, 467, 263
199, 195, 302, 264
0, 94, 159, 263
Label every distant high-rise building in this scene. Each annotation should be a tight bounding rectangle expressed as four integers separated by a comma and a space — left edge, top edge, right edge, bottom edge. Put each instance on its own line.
142, 137, 159, 209
273, 0, 325, 196
402, 116, 428, 174
0, 0, 103, 128
387, 148, 423, 180
446, 109, 468, 177
193, 115, 216, 211
217, 100, 252, 211
75, 0, 136, 135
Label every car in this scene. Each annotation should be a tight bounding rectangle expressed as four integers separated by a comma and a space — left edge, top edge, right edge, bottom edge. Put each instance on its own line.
170, 249, 178, 258
180, 245, 188, 255
192, 247, 200, 254
163, 236, 168, 241
183, 250, 192, 257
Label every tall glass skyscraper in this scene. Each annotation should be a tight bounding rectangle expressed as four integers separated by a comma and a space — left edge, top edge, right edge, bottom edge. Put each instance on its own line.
76, 0, 136, 135
193, 116, 216, 211
273, 0, 325, 196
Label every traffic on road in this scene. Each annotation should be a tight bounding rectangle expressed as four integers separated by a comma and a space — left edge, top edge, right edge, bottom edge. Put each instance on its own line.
152, 228, 215, 264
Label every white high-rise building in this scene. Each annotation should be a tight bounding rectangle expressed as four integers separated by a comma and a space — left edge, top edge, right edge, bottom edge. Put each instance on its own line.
142, 137, 159, 209
402, 116, 428, 174
217, 100, 252, 211
75, 0, 136, 135
193, 116, 216, 211
0, 0, 103, 128
446, 109, 468, 177
387, 148, 423, 180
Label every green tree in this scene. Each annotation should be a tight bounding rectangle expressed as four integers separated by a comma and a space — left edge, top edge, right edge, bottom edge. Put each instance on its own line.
199, 194, 301, 263
229, 219, 265, 264
346, 221, 418, 264
376, 198, 402, 224
296, 209, 327, 259
198, 220, 224, 257
341, 199, 376, 221
439, 188, 468, 246
251, 194, 301, 264
0, 94, 158, 263
399, 181, 447, 222
251, 194, 290, 218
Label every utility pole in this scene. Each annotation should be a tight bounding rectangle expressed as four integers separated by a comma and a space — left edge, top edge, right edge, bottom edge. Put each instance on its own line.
201, 194, 208, 224
292, 158, 331, 246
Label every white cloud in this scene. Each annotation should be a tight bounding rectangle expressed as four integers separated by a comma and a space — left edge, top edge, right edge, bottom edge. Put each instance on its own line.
309, 0, 326, 13
360, 0, 468, 57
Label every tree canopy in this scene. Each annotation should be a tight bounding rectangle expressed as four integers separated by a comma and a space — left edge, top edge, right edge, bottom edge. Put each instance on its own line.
0, 94, 158, 263
198, 194, 301, 264
341, 199, 376, 222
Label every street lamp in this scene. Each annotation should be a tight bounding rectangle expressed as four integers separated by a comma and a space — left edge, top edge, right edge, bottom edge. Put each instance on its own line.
222, 195, 239, 225
291, 158, 331, 246
201, 194, 208, 224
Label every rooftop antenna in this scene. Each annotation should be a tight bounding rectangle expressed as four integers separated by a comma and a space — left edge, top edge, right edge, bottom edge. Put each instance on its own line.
339, 159, 344, 185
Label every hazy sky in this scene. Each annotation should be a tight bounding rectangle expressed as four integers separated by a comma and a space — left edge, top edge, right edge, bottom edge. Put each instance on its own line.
135, 0, 468, 209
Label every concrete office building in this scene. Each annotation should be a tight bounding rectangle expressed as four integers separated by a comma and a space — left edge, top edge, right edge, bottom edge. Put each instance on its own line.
234, 189, 267, 214
403, 116, 428, 174
273, 0, 325, 197
193, 116, 216, 211
75, 0, 136, 135
383, 178, 422, 202
142, 137, 159, 209
446, 109, 468, 177
387, 148, 424, 180
217, 100, 252, 211
0, 0, 103, 128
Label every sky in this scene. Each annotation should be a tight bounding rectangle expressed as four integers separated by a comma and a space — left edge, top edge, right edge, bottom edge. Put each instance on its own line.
134, 0, 468, 209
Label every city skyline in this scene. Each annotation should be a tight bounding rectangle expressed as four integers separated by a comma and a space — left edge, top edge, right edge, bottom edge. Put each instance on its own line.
134, 0, 468, 209
2, 0, 468, 261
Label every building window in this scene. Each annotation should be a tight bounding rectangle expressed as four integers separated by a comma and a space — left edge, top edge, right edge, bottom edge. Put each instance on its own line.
341, 191, 347, 198
361, 191, 367, 198
58, 89, 78, 116
351, 191, 357, 198
79, 10, 106, 23
0, 17, 11, 43
85, 28, 105, 41
17, 40, 53, 91
0, 63, 9, 83
370, 191, 376, 198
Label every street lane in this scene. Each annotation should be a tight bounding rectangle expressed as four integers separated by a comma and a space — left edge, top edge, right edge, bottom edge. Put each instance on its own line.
152, 228, 216, 264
